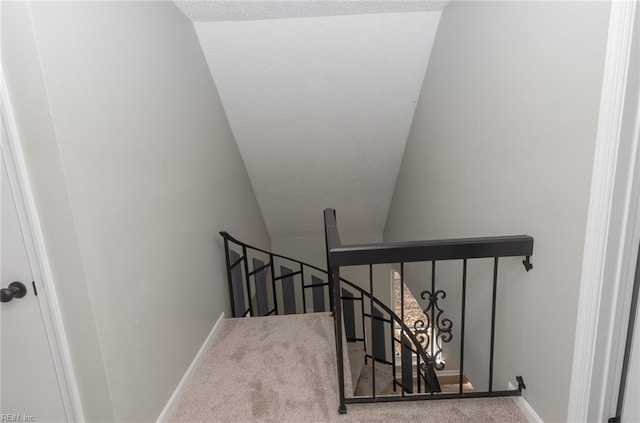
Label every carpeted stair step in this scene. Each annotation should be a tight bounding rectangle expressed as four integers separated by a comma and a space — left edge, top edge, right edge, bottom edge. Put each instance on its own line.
170, 313, 529, 422
346, 341, 366, 394
353, 364, 476, 397
354, 361, 397, 397
401, 372, 475, 394
438, 374, 475, 393
341, 319, 354, 396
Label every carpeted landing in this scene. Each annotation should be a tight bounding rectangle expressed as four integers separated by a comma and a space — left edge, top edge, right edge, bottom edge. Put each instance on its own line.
170, 313, 529, 423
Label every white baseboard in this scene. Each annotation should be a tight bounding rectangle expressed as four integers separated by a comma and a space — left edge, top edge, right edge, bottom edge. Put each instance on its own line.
156, 312, 226, 422
508, 381, 544, 423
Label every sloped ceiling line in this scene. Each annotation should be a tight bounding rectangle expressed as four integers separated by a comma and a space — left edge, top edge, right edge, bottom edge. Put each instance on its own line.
175, 2, 446, 237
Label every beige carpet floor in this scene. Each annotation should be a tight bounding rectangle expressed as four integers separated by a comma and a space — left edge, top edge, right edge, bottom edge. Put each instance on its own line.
170, 313, 529, 423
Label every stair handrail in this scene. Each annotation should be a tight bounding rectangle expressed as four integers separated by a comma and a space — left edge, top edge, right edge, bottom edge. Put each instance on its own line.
220, 230, 437, 391
338, 277, 440, 391
324, 208, 534, 413
220, 231, 329, 274
324, 227, 534, 270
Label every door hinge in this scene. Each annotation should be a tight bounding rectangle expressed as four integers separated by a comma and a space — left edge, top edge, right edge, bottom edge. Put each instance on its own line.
32, 281, 38, 296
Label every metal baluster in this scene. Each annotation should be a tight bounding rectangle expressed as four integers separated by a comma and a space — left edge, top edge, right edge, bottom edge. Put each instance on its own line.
332, 265, 346, 413
401, 335, 413, 394
300, 263, 306, 314
270, 254, 278, 315
360, 292, 366, 355
391, 319, 397, 392
400, 262, 405, 397
223, 236, 237, 317
370, 264, 376, 398
242, 245, 253, 317
489, 257, 498, 393
460, 259, 467, 395
431, 261, 436, 396
325, 223, 334, 316
417, 353, 421, 393
329, 275, 334, 315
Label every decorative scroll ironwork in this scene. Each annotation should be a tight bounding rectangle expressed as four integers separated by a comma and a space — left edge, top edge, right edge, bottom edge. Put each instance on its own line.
414, 289, 453, 371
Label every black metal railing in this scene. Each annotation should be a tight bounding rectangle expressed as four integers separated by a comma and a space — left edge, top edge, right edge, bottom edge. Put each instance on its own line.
324, 208, 534, 414
339, 277, 441, 395
220, 230, 441, 397
221, 209, 534, 415
220, 231, 332, 317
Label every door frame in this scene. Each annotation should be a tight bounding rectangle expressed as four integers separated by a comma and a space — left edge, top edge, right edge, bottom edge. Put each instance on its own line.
568, 0, 640, 421
0, 69, 84, 421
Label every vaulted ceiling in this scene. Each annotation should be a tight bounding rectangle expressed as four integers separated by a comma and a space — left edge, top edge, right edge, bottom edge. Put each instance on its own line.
175, 1, 446, 238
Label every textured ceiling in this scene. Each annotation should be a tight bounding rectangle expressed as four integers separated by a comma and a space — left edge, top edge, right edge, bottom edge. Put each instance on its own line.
182, 9, 442, 237
175, 1, 448, 21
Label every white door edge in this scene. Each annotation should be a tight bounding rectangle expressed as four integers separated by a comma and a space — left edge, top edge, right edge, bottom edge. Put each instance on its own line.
0, 68, 85, 422
568, 1, 639, 422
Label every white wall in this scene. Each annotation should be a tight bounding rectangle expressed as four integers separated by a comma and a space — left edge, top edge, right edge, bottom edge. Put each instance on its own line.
271, 232, 391, 305
272, 234, 333, 269
2, 3, 115, 420
272, 233, 381, 265
384, 2, 609, 422
2, 2, 269, 422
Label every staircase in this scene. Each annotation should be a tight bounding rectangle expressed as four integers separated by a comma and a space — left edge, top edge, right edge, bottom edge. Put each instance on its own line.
169, 312, 530, 423
347, 340, 475, 397
220, 207, 534, 414
346, 340, 396, 397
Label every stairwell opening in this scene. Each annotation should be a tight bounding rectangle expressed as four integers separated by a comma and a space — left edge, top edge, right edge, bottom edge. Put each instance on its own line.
390, 270, 474, 393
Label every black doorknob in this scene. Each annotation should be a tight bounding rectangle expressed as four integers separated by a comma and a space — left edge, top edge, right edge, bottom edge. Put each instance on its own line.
1, 281, 27, 303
